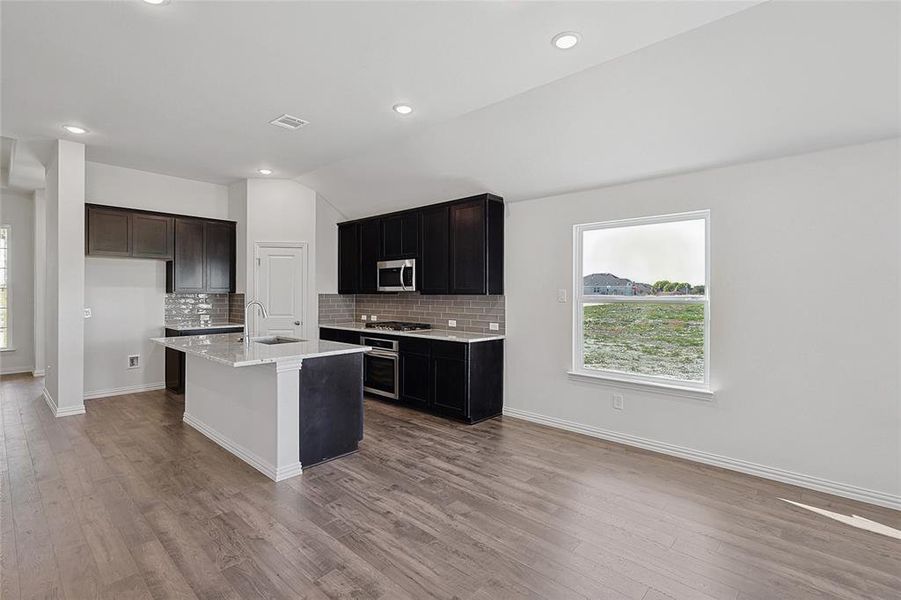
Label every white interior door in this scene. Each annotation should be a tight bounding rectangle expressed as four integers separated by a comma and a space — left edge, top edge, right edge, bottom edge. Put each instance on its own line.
254, 243, 307, 338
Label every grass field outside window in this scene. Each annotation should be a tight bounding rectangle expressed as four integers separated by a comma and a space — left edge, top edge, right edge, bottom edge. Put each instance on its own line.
574, 211, 710, 389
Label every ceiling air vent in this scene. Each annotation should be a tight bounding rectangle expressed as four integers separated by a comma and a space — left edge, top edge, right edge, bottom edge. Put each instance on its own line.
269, 114, 309, 130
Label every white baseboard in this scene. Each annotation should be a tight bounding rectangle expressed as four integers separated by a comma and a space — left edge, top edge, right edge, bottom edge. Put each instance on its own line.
33, 369, 46, 377
83, 382, 166, 400
42, 387, 86, 418
502, 407, 901, 511
183, 412, 302, 482
0, 366, 35, 376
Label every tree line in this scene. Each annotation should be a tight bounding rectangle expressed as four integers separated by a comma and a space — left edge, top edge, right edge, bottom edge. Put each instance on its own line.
652, 280, 705, 295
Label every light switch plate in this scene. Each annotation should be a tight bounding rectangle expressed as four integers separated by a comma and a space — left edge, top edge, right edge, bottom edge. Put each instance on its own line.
371, 315, 378, 321
83, 308, 92, 318
489, 322, 499, 331
557, 289, 568, 303
361, 315, 368, 321
612, 393, 624, 410
448, 319, 457, 328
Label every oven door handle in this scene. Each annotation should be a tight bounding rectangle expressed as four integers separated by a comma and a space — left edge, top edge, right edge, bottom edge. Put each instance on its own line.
367, 350, 398, 360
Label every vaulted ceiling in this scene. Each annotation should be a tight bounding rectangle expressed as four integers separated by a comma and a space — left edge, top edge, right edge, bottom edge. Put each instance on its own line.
2, 1, 898, 218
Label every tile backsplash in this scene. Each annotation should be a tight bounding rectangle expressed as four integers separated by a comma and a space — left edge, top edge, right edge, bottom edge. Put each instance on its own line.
319, 293, 505, 335
228, 293, 245, 324
165, 293, 230, 326
319, 294, 356, 325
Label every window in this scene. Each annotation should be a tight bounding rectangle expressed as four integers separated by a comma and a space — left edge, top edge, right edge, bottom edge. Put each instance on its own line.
573, 211, 709, 390
0, 225, 8, 349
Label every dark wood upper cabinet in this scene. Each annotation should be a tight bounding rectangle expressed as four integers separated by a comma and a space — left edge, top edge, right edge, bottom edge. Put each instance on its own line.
86, 207, 131, 256
448, 194, 504, 295
337, 223, 360, 294
359, 219, 380, 293
335, 193, 503, 296
170, 218, 205, 292
419, 205, 449, 294
449, 199, 486, 294
204, 221, 235, 293
86, 203, 236, 293
131, 213, 173, 259
381, 212, 418, 259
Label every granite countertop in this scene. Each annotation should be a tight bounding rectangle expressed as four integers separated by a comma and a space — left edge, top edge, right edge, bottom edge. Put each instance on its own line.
151, 333, 371, 368
321, 323, 505, 343
164, 322, 244, 332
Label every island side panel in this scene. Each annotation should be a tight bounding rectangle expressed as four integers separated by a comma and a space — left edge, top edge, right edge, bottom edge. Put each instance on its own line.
298, 353, 364, 468
183, 354, 288, 479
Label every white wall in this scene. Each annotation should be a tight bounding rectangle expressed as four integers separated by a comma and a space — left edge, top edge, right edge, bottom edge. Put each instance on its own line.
44, 139, 85, 415
0, 189, 35, 374
84, 258, 166, 397
242, 179, 318, 337
33, 189, 46, 376
505, 139, 900, 507
82, 162, 230, 398
227, 180, 248, 293
315, 194, 344, 295
86, 161, 228, 218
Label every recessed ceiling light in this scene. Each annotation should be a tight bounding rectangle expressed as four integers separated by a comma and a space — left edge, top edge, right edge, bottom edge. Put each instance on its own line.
62, 125, 89, 135
143, 0, 170, 5
258, 169, 273, 175
392, 103, 413, 115
552, 31, 581, 50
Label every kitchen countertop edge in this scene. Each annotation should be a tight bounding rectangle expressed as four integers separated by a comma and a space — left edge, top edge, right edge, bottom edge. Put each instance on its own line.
151, 333, 371, 368
321, 323, 505, 343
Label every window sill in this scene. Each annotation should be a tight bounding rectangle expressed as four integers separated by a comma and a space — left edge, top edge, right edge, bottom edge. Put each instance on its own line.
0, 347, 16, 353
566, 370, 714, 401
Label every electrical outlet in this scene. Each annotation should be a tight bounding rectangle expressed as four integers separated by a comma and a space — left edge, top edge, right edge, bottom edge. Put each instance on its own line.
361, 314, 367, 321
489, 322, 499, 331
127, 355, 140, 369
371, 315, 378, 321
612, 393, 624, 410
557, 289, 567, 303
448, 319, 457, 328
83, 308, 92, 318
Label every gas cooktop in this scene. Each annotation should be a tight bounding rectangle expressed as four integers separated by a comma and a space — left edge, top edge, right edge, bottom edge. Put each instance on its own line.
364, 321, 432, 332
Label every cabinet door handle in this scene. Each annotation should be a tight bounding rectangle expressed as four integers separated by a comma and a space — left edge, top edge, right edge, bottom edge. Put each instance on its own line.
294, 320, 301, 326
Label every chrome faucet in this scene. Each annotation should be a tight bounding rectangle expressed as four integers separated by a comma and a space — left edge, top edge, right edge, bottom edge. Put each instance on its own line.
244, 300, 269, 346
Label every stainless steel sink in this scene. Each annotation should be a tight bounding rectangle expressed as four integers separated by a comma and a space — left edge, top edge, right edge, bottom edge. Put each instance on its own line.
252, 336, 304, 345
237, 336, 304, 345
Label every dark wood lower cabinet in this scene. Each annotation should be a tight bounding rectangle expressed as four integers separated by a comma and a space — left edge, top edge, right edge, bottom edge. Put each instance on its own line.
400, 352, 430, 408
298, 353, 364, 468
165, 327, 244, 393
319, 327, 503, 423
431, 356, 467, 418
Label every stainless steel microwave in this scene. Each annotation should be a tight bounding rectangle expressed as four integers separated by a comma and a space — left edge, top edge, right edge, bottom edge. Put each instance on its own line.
377, 259, 416, 292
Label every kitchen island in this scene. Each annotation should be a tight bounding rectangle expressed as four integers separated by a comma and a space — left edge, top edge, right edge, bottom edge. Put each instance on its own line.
151, 333, 370, 481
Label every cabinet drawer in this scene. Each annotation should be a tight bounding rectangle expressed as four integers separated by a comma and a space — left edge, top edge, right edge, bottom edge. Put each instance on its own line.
398, 336, 430, 356
430, 340, 467, 360
320, 327, 362, 345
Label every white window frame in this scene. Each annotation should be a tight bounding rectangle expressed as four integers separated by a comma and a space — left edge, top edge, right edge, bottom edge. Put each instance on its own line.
571, 210, 711, 395
0, 224, 10, 351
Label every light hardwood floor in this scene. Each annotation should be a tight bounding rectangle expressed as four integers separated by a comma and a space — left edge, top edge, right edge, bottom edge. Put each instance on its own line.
1, 373, 899, 600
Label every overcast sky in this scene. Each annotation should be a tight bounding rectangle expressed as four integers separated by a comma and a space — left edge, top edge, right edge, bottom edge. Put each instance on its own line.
582, 218, 705, 285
